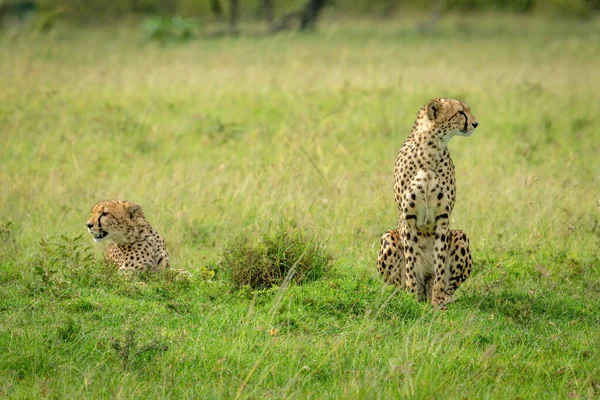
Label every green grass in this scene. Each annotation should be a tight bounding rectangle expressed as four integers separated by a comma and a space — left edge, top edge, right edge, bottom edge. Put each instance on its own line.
1, 13, 600, 399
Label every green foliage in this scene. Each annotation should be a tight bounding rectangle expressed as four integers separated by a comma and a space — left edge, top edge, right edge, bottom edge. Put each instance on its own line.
142, 16, 202, 43
534, 0, 594, 19
23, 0, 600, 23
40, 0, 177, 20
220, 222, 333, 289
444, 0, 534, 11
29, 7, 67, 34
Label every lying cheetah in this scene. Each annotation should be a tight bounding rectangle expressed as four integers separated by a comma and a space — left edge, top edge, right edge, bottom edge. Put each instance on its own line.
86, 199, 170, 272
377, 98, 478, 307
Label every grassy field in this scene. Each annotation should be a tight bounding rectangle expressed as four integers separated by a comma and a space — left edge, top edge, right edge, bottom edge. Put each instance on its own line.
1, 13, 599, 399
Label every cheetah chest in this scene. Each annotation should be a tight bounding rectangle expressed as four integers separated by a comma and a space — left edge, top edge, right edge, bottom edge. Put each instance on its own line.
413, 172, 439, 230
109, 238, 161, 270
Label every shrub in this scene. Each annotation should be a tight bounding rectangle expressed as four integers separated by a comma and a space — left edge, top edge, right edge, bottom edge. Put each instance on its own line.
220, 222, 333, 290
142, 16, 202, 43
534, 0, 594, 19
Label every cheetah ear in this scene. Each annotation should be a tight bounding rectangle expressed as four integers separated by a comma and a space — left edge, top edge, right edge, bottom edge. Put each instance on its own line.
126, 202, 142, 219
426, 99, 442, 121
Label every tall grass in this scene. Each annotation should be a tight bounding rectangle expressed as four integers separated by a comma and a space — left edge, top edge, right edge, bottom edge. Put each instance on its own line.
0, 14, 599, 398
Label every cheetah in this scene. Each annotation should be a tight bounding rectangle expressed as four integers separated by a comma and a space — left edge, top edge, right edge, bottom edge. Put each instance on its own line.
86, 200, 170, 272
377, 98, 478, 308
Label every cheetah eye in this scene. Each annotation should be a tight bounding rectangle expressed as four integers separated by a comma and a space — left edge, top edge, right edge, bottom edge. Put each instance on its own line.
99, 211, 108, 219
458, 110, 467, 120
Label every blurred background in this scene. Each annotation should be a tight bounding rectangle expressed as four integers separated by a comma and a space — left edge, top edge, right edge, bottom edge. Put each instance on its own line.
1, 3, 599, 396
1, 0, 599, 35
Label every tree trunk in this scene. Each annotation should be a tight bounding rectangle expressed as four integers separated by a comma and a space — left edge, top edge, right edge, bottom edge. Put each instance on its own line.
382, 0, 399, 18
299, 0, 327, 31
417, 0, 442, 33
262, 0, 274, 25
210, 0, 223, 19
229, 0, 239, 33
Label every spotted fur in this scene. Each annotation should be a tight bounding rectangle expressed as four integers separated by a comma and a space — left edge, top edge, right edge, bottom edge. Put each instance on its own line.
86, 200, 170, 272
377, 98, 478, 308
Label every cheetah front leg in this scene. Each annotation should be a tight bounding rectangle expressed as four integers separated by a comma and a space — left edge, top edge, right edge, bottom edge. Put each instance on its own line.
402, 184, 426, 299
402, 219, 421, 298
153, 251, 170, 271
431, 204, 452, 308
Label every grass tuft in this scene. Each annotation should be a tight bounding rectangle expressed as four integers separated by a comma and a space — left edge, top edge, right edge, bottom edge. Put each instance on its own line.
220, 221, 334, 289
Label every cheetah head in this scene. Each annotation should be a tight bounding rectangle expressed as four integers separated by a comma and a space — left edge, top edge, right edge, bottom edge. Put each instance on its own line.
86, 200, 144, 244
425, 98, 478, 139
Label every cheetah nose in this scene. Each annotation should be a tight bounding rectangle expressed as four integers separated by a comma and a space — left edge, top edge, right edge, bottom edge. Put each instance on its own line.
86, 222, 93, 229
472, 122, 479, 128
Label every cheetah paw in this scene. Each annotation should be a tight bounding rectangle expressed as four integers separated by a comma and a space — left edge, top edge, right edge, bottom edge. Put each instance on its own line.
431, 290, 454, 309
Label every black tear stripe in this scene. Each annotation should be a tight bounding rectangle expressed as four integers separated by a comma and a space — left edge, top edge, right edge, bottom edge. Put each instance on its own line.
435, 213, 449, 221
98, 212, 109, 229
459, 111, 468, 132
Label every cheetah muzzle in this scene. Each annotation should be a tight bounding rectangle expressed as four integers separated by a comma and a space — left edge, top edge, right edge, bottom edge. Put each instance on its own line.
92, 229, 108, 242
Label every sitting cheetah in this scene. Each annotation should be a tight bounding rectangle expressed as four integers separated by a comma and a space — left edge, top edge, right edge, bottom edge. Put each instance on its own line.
377, 98, 478, 307
86, 200, 170, 272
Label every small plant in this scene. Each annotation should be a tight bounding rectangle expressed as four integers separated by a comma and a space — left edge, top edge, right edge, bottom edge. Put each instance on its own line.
220, 222, 334, 290
33, 262, 57, 286
30, 235, 113, 295
33, 236, 76, 287
0, 221, 14, 246
142, 16, 203, 44
38, 235, 95, 271
34, 235, 95, 281
110, 330, 137, 370
109, 329, 170, 370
